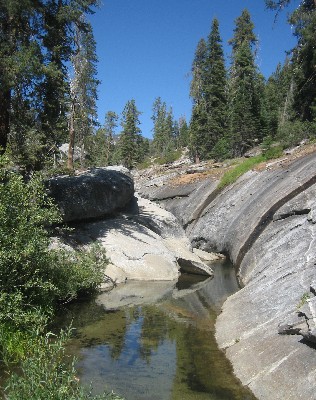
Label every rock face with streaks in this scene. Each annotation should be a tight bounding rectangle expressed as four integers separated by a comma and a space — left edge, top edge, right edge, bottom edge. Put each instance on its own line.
137, 151, 316, 400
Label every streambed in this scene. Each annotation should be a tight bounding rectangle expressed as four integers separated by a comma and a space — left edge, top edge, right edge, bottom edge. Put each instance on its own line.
56, 260, 256, 400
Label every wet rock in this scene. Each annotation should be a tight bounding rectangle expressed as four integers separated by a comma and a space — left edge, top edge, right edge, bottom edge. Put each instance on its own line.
193, 248, 225, 262
301, 328, 316, 343
97, 280, 177, 309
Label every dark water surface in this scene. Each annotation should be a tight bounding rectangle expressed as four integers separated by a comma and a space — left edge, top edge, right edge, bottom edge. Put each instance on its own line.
56, 260, 256, 400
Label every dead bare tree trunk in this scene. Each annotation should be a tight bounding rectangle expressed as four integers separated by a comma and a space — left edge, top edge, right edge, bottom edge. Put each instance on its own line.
68, 100, 75, 169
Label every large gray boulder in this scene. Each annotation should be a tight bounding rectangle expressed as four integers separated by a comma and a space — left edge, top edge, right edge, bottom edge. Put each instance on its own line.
47, 168, 134, 222
61, 195, 213, 283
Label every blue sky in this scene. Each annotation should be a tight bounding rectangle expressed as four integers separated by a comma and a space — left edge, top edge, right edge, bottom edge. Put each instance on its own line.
90, 0, 299, 138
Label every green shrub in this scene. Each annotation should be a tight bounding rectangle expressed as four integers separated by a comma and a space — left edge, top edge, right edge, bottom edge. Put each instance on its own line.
155, 148, 182, 165
51, 243, 109, 303
0, 156, 117, 398
263, 145, 283, 159
136, 158, 152, 170
277, 120, 316, 148
218, 139, 287, 190
0, 156, 108, 308
0, 292, 48, 363
0, 163, 61, 307
4, 328, 124, 400
211, 137, 232, 161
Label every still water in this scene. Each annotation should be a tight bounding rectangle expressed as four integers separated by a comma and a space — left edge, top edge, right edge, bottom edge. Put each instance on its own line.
56, 260, 256, 400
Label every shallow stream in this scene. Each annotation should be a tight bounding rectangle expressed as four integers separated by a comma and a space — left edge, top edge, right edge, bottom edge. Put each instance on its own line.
56, 260, 256, 400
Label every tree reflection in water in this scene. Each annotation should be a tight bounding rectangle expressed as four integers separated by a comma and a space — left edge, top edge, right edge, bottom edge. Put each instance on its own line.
58, 261, 256, 400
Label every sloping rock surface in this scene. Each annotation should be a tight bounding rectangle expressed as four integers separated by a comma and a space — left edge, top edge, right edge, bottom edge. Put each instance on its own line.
47, 167, 134, 222
189, 153, 316, 267
63, 195, 213, 283
137, 151, 316, 400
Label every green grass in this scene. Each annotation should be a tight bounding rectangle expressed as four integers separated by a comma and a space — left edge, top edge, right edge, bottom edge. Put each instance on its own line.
218, 145, 283, 189
218, 155, 266, 189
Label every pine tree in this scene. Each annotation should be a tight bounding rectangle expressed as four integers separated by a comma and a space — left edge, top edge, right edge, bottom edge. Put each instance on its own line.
41, 0, 72, 155
151, 97, 175, 157
119, 99, 142, 169
204, 18, 227, 157
189, 103, 208, 163
189, 39, 208, 162
86, 110, 118, 168
262, 61, 293, 138
289, 1, 316, 122
0, 0, 99, 169
265, 0, 316, 122
0, 0, 43, 159
227, 9, 263, 157
178, 117, 189, 147
68, 15, 99, 169
103, 111, 119, 165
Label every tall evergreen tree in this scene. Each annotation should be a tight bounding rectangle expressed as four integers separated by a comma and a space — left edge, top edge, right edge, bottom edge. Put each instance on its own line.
178, 117, 189, 147
189, 39, 207, 104
103, 111, 118, 165
119, 99, 142, 169
68, 15, 99, 169
262, 64, 283, 138
189, 39, 208, 162
0, 0, 99, 169
227, 9, 263, 157
289, 1, 316, 122
41, 0, 72, 154
262, 60, 294, 137
86, 111, 118, 167
0, 0, 43, 157
204, 18, 227, 156
265, 0, 316, 123
151, 97, 175, 157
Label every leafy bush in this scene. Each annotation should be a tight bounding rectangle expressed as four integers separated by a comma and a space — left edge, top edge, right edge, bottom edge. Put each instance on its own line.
0, 292, 48, 363
0, 156, 108, 307
155, 148, 182, 165
260, 136, 283, 159
211, 137, 232, 161
51, 243, 109, 303
0, 156, 116, 398
4, 328, 124, 400
277, 120, 316, 148
262, 145, 283, 159
0, 161, 61, 306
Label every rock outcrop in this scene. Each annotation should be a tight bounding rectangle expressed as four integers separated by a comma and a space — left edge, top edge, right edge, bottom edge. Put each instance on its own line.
47, 167, 134, 222
55, 175, 214, 283
72, 194, 214, 282
138, 151, 316, 400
